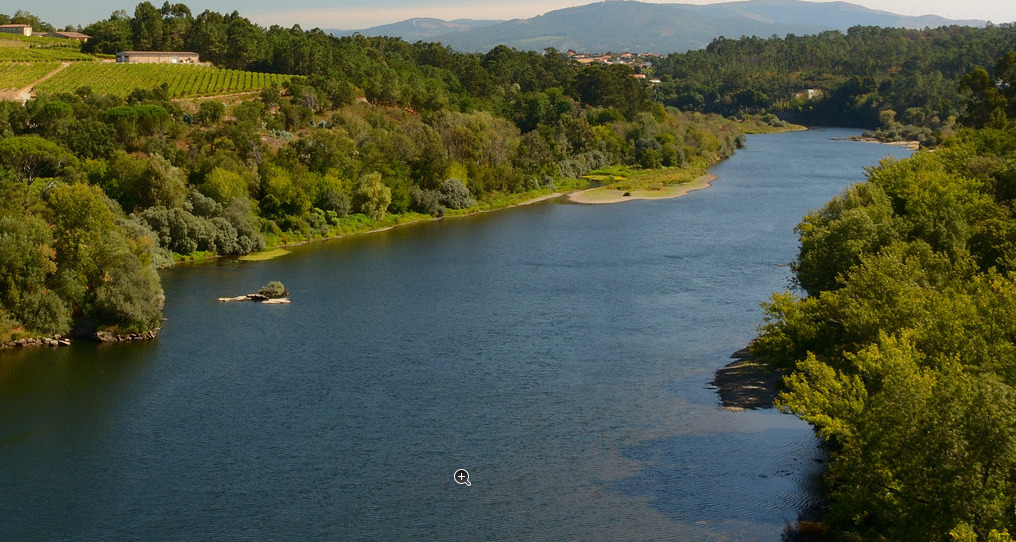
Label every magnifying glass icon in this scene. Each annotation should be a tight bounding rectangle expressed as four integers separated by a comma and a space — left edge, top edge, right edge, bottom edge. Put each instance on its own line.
453, 469, 471, 486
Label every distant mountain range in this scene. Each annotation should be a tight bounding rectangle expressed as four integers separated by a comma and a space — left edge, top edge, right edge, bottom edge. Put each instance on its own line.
328, 0, 986, 54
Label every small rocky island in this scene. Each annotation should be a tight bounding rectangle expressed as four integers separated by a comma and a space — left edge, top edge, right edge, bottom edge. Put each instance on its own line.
219, 281, 291, 304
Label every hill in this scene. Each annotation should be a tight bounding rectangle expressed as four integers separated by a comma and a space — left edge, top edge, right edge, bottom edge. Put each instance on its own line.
328, 18, 501, 42
339, 0, 986, 53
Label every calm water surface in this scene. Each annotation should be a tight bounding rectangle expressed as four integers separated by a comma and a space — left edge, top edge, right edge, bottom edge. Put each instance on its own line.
0, 128, 912, 540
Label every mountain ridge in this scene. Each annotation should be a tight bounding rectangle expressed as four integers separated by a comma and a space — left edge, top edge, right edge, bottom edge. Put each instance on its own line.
328, 0, 987, 54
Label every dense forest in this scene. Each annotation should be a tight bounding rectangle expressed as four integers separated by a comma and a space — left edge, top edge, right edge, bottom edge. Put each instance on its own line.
653, 24, 1016, 144
753, 58, 1016, 541
0, 4, 746, 341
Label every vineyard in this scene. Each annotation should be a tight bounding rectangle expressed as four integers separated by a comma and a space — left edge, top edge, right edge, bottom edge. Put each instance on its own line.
0, 46, 95, 62
0, 61, 61, 90
35, 63, 292, 98
0, 33, 94, 61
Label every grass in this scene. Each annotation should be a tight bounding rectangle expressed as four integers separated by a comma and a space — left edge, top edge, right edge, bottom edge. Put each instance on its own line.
172, 250, 216, 263
583, 164, 710, 192
238, 248, 291, 261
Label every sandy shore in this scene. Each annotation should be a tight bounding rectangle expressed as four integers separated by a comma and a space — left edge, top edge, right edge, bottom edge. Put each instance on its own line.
567, 173, 719, 204
834, 136, 920, 151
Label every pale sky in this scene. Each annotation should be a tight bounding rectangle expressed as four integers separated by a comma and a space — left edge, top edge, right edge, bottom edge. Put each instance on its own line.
14, 0, 1016, 31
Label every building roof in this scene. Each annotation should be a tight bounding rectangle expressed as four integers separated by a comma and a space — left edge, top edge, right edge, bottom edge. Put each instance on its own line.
117, 51, 199, 56
0, 24, 32, 28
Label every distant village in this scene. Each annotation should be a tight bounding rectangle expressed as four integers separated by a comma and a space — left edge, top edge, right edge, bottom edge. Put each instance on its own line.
566, 50, 662, 82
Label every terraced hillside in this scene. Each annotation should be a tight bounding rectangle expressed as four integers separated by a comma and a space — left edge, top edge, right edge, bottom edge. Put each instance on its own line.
0, 32, 290, 100
34, 62, 291, 98
0, 32, 94, 61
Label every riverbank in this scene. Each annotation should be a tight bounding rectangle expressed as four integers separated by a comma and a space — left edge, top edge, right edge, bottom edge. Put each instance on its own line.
171, 124, 813, 267
172, 186, 580, 265
1, 329, 159, 350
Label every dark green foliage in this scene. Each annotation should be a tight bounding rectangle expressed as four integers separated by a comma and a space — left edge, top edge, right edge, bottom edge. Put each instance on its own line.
0, 177, 164, 336
18, 288, 71, 335
352, 172, 391, 221
138, 203, 259, 255
653, 26, 1016, 136
757, 125, 1016, 540
314, 185, 350, 217
194, 101, 225, 125
438, 178, 475, 210
0, 135, 78, 184
91, 231, 164, 332
409, 186, 443, 217
257, 280, 287, 298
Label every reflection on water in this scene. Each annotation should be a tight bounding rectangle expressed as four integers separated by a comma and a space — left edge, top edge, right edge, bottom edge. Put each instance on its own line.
0, 129, 911, 540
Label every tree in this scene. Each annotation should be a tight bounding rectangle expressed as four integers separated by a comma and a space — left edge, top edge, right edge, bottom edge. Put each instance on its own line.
82, 11, 132, 55
91, 230, 164, 332
200, 167, 248, 205
43, 182, 118, 273
132, 1, 164, 50
194, 101, 225, 126
105, 152, 187, 212
187, 10, 228, 65
438, 178, 475, 209
794, 181, 899, 294
10, 10, 53, 32
0, 135, 77, 185
159, 2, 192, 51
352, 172, 391, 221
960, 66, 1009, 129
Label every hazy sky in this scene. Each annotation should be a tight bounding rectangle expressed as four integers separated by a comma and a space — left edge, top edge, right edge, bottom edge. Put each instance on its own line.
16, 0, 1016, 31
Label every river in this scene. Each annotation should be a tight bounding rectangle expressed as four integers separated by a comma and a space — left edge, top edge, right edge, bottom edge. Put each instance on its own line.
0, 128, 913, 541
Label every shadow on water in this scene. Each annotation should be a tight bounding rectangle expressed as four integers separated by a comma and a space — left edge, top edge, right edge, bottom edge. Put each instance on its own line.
612, 418, 827, 540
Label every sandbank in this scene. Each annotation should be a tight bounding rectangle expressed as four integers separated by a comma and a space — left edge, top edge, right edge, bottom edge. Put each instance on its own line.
567, 173, 719, 205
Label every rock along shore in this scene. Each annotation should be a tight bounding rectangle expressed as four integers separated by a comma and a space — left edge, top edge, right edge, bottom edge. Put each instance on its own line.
710, 346, 789, 411
1, 329, 160, 350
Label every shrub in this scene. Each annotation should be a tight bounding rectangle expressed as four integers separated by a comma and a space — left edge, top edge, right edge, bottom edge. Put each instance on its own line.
438, 178, 476, 210
258, 281, 287, 298
410, 186, 444, 216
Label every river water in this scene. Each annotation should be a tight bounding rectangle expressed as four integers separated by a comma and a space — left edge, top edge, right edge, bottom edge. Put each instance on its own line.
0, 128, 912, 541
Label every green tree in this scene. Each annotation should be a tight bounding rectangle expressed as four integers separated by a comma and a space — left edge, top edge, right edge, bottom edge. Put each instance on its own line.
352, 172, 391, 221
132, 1, 164, 50
0, 135, 77, 185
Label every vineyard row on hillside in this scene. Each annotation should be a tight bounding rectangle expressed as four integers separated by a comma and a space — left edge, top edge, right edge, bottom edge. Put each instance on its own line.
32, 63, 291, 98
0, 61, 61, 90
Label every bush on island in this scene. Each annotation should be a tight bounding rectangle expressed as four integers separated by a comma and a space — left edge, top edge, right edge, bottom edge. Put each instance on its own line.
258, 281, 288, 298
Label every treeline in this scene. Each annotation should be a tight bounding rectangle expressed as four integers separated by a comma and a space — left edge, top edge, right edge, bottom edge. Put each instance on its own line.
653, 24, 1016, 144
0, 10, 56, 32
79, 3, 656, 117
0, 6, 746, 342
753, 56, 1016, 540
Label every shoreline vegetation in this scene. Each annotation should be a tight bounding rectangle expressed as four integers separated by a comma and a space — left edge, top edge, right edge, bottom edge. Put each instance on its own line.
174, 123, 810, 266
